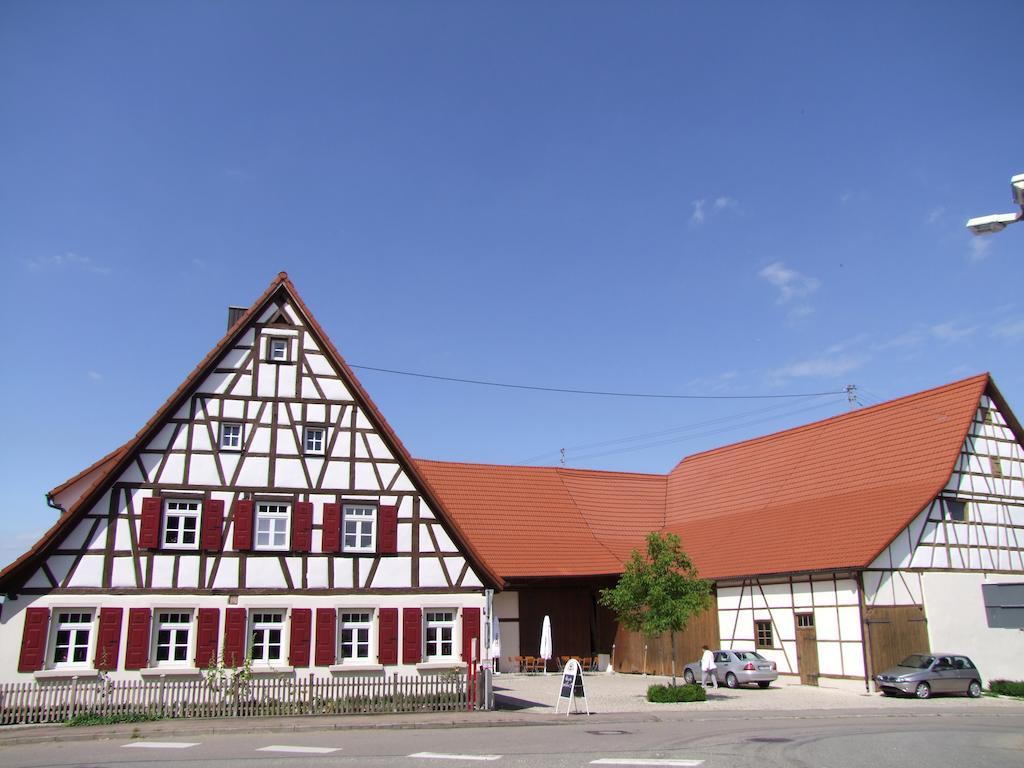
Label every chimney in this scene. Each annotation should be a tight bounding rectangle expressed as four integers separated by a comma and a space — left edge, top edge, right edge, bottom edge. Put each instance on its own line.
227, 306, 247, 331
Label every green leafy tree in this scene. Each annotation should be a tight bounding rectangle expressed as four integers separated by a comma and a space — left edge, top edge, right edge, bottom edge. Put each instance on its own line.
599, 532, 712, 686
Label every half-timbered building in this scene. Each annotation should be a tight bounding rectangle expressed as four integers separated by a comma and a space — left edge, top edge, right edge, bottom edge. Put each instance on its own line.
2, 272, 1022, 692
421, 374, 1024, 689
0, 273, 499, 682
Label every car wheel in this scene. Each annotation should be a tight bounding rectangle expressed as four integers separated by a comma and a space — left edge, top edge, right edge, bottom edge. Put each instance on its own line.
757, 681, 770, 689
914, 682, 931, 700
967, 680, 982, 698
725, 672, 739, 689
880, 690, 893, 697
684, 669, 695, 685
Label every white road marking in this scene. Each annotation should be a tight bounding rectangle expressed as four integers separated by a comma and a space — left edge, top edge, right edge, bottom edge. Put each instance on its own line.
409, 752, 502, 761
590, 760, 704, 767
122, 741, 199, 749
257, 745, 342, 754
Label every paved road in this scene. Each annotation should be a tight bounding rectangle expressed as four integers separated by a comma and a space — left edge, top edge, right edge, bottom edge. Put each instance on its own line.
3, 708, 1023, 767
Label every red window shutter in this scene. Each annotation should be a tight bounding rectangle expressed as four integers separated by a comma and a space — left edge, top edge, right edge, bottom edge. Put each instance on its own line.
95, 607, 124, 671
195, 608, 220, 668
322, 503, 341, 552
124, 608, 152, 670
223, 608, 247, 667
461, 607, 481, 663
201, 499, 225, 552
232, 499, 254, 551
315, 608, 336, 666
377, 504, 398, 554
378, 608, 398, 665
402, 608, 422, 664
292, 501, 313, 553
139, 496, 163, 549
289, 608, 312, 667
17, 607, 50, 672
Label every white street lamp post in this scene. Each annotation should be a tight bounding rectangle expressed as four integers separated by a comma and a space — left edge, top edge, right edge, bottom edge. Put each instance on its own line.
966, 173, 1024, 235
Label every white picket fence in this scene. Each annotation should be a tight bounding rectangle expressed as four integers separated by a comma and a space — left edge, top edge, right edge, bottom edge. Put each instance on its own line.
0, 670, 480, 725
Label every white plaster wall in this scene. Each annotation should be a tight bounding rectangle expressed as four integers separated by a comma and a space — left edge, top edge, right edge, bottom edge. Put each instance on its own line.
0, 591, 486, 683
922, 571, 1024, 682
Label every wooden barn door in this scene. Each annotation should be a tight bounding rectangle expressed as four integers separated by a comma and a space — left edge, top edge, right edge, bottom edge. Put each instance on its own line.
864, 605, 929, 688
794, 613, 819, 686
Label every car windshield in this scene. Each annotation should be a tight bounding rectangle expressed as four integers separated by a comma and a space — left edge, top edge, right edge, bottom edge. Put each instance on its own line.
734, 651, 766, 661
897, 654, 934, 669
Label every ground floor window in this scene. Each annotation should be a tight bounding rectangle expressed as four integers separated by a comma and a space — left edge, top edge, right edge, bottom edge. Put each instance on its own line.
250, 611, 284, 663
755, 620, 774, 648
52, 611, 93, 666
425, 610, 456, 659
154, 611, 192, 665
339, 611, 373, 662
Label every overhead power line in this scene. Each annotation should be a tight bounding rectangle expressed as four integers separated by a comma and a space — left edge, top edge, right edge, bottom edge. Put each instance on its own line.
350, 364, 847, 401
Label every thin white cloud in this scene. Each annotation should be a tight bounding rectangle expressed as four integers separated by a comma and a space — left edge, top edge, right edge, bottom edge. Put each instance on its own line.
930, 321, 976, 343
839, 190, 854, 205
969, 238, 992, 262
927, 206, 944, 224
713, 196, 736, 210
874, 321, 976, 350
758, 261, 821, 304
24, 251, 111, 275
770, 353, 868, 381
87, 371, 102, 381
993, 319, 1024, 341
690, 199, 706, 225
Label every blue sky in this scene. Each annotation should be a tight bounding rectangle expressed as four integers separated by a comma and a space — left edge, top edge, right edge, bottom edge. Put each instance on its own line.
2, 2, 1022, 569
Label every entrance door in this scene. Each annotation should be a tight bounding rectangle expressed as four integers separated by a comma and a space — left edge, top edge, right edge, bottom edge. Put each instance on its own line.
794, 613, 819, 686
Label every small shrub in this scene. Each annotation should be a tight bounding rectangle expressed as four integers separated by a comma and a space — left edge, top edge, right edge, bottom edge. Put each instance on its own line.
65, 712, 164, 727
646, 683, 707, 703
989, 680, 1024, 698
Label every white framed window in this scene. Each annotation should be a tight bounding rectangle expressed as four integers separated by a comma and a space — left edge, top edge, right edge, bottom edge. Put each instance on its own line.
339, 611, 373, 663
153, 611, 192, 666
267, 337, 289, 362
249, 611, 284, 664
255, 503, 290, 550
424, 610, 456, 659
50, 611, 93, 667
162, 500, 200, 549
304, 426, 325, 455
343, 505, 376, 552
219, 422, 243, 450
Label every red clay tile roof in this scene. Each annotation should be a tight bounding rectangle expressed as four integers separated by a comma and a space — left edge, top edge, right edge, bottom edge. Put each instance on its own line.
420, 373, 998, 582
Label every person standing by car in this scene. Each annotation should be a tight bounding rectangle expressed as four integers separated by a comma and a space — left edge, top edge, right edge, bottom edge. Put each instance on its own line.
700, 645, 718, 690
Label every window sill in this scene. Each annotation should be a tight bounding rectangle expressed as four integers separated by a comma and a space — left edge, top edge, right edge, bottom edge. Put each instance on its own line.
139, 667, 203, 678
415, 661, 467, 672
34, 668, 100, 680
248, 665, 294, 675
329, 664, 384, 673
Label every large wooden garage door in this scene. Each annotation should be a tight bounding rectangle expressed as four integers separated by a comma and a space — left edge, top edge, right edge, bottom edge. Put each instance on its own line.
612, 596, 719, 676
864, 605, 929, 685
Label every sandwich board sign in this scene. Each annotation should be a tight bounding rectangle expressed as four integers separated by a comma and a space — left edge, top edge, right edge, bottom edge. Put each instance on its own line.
554, 658, 590, 715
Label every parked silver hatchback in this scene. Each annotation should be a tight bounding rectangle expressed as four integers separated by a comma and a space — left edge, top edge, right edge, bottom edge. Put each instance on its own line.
875, 653, 983, 699
683, 649, 778, 688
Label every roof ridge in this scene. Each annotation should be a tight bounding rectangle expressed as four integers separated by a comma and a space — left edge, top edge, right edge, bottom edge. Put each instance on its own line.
415, 457, 664, 479
671, 372, 990, 471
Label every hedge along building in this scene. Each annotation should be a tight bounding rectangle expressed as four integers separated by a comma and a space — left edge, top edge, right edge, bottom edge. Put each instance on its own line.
419, 374, 1024, 689
0, 273, 500, 683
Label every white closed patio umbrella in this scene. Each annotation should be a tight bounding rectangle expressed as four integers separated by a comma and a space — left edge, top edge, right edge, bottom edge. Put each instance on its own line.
539, 615, 552, 675
488, 614, 501, 673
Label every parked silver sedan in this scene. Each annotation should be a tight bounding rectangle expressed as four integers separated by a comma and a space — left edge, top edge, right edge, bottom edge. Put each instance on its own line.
875, 653, 983, 699
683, 649, 778, 688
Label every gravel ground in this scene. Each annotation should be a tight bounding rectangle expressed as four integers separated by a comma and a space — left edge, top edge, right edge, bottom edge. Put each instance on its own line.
493, 672, 1024, 713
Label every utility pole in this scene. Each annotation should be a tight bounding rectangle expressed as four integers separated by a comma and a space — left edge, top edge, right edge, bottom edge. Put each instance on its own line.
846, 384, 858, 410
559, 448, 566, 465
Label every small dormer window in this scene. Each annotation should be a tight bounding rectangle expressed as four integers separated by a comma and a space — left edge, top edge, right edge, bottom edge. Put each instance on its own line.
304, 426, 325, 455
946, 500, 967, 522
268, 337, 289, 363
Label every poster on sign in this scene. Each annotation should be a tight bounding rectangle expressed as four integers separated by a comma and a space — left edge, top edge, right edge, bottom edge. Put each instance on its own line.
554, 658, 590, 715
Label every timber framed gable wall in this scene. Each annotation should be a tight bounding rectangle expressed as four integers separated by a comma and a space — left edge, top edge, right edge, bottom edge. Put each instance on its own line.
0, 275, 495, 683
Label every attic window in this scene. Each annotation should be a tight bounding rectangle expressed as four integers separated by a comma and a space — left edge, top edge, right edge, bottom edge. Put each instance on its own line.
268, 337, 289, 363
991, 456, 1004, 478
945, 500, 967, 522
983, 409, 994, 424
